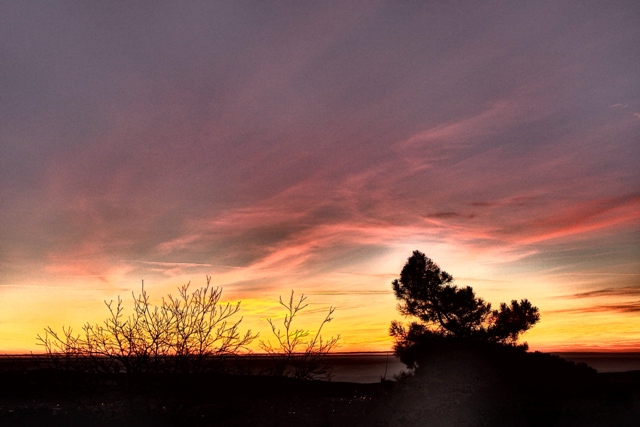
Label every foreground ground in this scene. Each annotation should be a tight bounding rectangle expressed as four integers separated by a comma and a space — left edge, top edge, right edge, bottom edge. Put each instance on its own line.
0, 355, 638, 426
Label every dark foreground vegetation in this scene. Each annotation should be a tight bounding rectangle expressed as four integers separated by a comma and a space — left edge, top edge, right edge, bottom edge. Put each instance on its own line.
0, 350, 638, 426
4, 251, 635, 425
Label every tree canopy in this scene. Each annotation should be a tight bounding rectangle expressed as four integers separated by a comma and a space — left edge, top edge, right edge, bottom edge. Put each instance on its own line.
391, 251, 540, 366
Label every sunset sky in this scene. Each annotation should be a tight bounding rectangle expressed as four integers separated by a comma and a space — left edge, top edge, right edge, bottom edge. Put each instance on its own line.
1, 1, 639, 353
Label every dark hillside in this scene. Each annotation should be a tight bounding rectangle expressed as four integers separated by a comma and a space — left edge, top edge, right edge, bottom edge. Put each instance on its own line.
0, 355, 638, 426
372, 344, 639, 427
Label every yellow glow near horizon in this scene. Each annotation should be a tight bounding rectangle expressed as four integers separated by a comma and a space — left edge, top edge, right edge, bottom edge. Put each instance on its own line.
2, 269, 638, 354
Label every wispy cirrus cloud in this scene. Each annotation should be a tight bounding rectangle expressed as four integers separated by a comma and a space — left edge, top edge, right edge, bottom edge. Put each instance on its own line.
563, 286, 640, 299
548, 302, 640, 314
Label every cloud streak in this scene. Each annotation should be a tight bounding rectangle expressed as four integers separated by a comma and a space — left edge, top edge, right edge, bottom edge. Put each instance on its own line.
564, 287, 640, 299
549, 302, 640, 315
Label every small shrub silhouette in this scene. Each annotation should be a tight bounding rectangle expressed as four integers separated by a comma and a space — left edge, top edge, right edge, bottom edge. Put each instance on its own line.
37, 276, 256, 374
259, 291, 340, 380
390, 250, 540, 370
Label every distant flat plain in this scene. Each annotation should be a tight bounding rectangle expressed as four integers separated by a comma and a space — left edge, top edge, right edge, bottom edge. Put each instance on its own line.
324, 352, 640, 382
3, 351, 639, 383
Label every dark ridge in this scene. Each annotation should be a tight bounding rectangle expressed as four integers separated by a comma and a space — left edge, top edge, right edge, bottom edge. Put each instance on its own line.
0, 352, 638, 427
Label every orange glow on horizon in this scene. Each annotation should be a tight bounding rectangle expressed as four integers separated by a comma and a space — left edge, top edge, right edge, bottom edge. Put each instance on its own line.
2, 271, 638, 355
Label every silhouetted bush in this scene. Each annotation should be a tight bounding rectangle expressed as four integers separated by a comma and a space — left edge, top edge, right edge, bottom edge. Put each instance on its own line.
37, 276, 256, 374
390, 251, 539, 370
259, 291, 340, 380
398, 334, 596, 387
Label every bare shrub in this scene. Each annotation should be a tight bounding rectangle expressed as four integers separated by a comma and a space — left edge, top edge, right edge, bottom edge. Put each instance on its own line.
37, 276, 256, 374
259, 291, 340, 380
